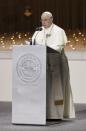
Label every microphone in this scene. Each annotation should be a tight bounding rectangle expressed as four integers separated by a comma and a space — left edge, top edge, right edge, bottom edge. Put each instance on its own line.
35, 27, 43, 31
33, 27, 43, 45
29, 27, 42, 45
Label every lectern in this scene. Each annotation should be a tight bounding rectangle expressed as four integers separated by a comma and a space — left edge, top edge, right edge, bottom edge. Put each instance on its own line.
12, 45, 58, 125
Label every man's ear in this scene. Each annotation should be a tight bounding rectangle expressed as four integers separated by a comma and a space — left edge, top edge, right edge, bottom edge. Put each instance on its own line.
51, 17, 53, 22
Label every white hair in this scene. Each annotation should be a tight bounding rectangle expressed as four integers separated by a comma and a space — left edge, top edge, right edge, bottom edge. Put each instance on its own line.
41, 11, 53, 18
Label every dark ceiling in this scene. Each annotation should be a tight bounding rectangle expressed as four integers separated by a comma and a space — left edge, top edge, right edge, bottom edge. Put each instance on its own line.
0, 0, 86, 33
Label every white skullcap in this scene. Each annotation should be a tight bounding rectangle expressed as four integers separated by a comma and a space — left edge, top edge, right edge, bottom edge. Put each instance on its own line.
41, 11, 53, 18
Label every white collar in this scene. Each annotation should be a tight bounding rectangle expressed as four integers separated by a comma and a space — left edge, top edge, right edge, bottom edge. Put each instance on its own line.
43, 24, 54, 37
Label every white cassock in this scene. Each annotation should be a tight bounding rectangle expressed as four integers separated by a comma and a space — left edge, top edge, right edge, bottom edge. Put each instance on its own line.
32, 24, 75, 119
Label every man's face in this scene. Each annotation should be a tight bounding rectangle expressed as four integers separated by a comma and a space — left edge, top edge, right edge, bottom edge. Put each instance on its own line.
41, 15, 53, 28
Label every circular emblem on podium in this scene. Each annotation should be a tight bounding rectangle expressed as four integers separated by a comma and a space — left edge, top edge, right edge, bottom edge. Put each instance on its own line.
16, 54, 41, 83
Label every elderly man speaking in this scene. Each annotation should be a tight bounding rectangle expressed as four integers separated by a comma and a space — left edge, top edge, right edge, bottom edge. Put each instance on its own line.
32, 11, 75, 120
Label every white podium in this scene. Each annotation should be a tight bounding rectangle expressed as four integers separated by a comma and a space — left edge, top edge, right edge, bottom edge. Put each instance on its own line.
12, 45, 46, 125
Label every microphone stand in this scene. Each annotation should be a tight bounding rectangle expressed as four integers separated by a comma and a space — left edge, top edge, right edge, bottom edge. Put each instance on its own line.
33, 27, 43, 45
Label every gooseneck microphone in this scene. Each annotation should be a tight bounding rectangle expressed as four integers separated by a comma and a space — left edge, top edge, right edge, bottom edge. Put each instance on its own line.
33, 27, 43, 45
35, 27, 43, 31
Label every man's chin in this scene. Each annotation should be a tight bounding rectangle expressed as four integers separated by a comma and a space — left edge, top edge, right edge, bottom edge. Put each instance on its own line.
43, 26, 47, 28
44, 26, 48, 29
